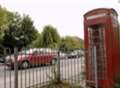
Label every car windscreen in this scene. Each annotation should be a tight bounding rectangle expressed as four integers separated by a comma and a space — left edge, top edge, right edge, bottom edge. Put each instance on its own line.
19, 49, 35, 54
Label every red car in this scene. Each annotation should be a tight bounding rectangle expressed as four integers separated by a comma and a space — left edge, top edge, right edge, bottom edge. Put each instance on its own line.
5, 48, 57, 69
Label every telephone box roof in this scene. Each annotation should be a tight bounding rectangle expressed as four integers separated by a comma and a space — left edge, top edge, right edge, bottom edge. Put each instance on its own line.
84, 8, 118, 17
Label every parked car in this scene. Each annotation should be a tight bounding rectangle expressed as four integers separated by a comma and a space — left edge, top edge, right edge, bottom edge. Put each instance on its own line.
59, 52, 67, 59
5, 48, 57, 69
67, 52, 78, 59
67, 50, 84, 59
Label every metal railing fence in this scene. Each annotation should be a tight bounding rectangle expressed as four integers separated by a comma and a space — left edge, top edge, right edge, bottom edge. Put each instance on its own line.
0, 48, 85, 88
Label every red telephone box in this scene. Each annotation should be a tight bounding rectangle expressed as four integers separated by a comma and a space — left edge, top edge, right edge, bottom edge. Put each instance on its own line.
84, 8, 120, 88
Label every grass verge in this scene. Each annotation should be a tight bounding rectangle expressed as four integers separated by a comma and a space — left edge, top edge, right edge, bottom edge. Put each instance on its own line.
34, 82, 82, 88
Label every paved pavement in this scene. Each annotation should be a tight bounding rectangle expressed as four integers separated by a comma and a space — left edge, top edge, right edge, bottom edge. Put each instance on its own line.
0, 57, 85, 88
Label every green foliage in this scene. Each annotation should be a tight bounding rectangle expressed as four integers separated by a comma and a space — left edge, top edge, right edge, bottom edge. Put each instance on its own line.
0, 5, 84, 53
0, 6, 38, 51
30, 33, 42, 48
2, 13, 21, 49
20, 15, 38, 47
39, 83, 82, 88
59, 36, 83, 52
0, 6, 13, 45
41, 25, 60, 48
0, 6, 13, 28
2, 13, 38, 50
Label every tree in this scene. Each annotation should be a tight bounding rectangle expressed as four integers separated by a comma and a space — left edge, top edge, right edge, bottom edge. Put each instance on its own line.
59, 36, 83, 52
2, 13, 22, 50
0, 6, 38, 52
41, 25, 60, 48
2, 14, 38, 50
0, 6, 13, 45
0, 6, 13, 28
30, 33, 42, 48
20, 15, 38, 47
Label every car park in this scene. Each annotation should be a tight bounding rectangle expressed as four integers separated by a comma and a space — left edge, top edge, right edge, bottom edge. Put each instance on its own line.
5, 48, 57, 69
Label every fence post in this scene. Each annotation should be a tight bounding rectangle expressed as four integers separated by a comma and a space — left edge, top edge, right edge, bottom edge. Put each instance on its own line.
14, 48, 18, 88
4, 48, 7, 88
57, 50, 61, 82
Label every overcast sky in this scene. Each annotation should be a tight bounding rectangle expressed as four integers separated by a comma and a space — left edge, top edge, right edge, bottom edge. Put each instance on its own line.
0, 0, 120, 39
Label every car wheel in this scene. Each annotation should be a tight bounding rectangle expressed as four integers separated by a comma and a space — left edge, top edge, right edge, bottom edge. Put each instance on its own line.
21, 61, 30, 69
